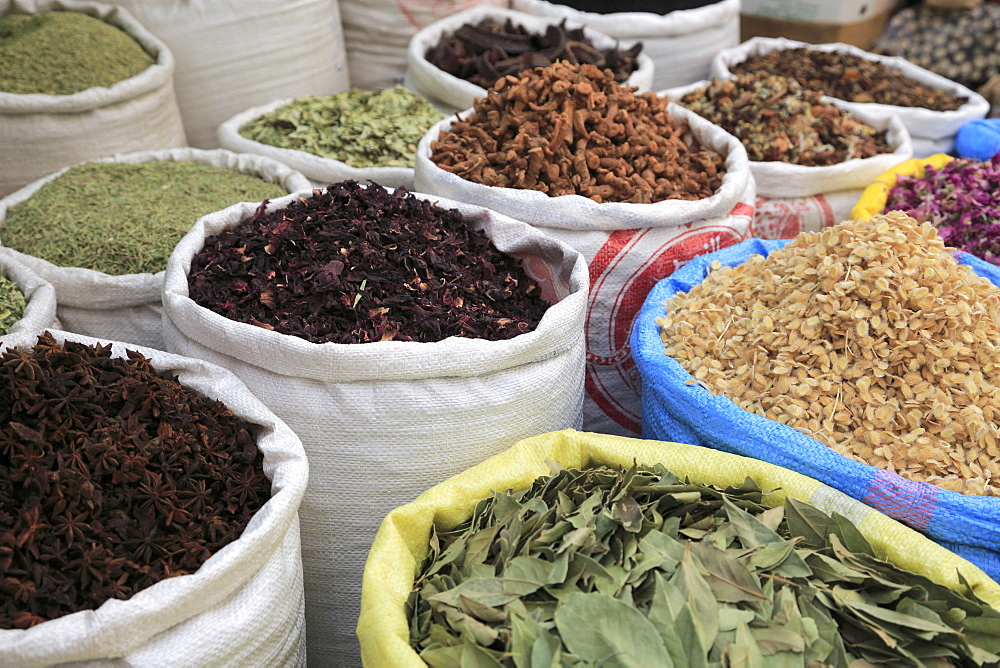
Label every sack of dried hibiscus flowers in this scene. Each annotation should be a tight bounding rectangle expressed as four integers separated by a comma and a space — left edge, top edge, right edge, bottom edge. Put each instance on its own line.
415, 61, 755, 437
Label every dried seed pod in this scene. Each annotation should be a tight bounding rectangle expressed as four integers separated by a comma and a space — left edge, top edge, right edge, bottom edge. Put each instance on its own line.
430, 61, 725, 204
659, 211, 1000, 496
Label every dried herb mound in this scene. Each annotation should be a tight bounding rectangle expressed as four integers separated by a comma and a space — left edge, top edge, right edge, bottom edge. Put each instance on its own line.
0, 272, 26, 336
731, 47, 967, 112
660, 212, 1000, 496
1, 161, 288, 276
410, 464, 1000, 665
679, 73, 893, 166
0, 333, 271, 629
188, 181, 549, 344
426, 18, 642, 89
885, 154, 1000, 265
430, 61, 724, 203
547, 0, 720, 14
0, 11, 155, 96
239, 86, 444, 169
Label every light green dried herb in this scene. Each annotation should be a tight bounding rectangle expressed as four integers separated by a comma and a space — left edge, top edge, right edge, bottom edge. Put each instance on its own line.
239, 86, 444, 169
1, 161, 288, 276
0, 272, 26, 336
0, 11, 155, 96
409, 463, 1000, 666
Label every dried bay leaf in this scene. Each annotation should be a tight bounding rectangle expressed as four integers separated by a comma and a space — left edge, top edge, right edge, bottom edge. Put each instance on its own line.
553, 592, 674, 667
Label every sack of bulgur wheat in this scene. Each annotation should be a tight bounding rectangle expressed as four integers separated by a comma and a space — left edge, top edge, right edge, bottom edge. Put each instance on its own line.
631, 217, 1000, 579
358, 429, 1000, 665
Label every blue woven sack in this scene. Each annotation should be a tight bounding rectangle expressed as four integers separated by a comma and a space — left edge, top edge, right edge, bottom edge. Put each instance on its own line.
632, 237, 1000, 579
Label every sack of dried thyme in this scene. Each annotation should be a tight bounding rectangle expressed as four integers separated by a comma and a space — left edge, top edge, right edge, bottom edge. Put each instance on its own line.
632, 221, 1000, 580
0, 147, 311, 351
711, 37, 991, 159
0, 329, 310, 667
357, 428, 1000, 666
0, 247, 56, 351
0, 0, 188, 197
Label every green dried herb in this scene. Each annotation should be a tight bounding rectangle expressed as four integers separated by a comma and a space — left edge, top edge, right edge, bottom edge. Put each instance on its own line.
409, 463, 1000, 665
239, 86, 444, 169
0, 272, 26, 336
1, 161, 288, 276
0, 11, 155, 96
679, 73, 893, 166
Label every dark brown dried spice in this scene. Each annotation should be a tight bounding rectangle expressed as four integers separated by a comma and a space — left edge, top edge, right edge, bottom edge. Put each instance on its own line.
426, 18, 642, 89
0, 332, 271, 629
430, 61, 725, 204
730, 47, 966, 112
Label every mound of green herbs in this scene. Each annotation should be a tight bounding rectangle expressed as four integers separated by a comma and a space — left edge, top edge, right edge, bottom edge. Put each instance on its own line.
0, 272, 26, 336
0, 11, 154, 96
1, 161, 288, 276
409, 464, 1000, 666
239, 86, 444, 168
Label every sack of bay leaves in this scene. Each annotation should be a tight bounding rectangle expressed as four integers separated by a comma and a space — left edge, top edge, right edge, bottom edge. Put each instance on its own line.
0, 329, 309, 666
358, 429, 1000, 666
632, 212, 1000, 581
710, 36, 991, 159
160, 180, 589, 666
217, 86, 444, 190
511, 0, 741, 91
405, 5, 654, 113
415, 60, 755, 438
662, 72, 913, 240
0, 247, 56, 351
0, 0, 187, 197
0, 147, 311, 351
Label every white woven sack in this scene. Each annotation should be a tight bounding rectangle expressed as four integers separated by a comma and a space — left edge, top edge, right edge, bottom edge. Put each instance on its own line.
710, 37, 991, 158
512, 0, 740, 91
0, 148, 312, 351
0, 0, 187, 198
751, 190, 865, 240
662, 80, 914, 199
0, 330, 309, 668
338, 0, 507, 91
415, 102, 755, 437
0, 248, 57, 352
100, 0, 350, 150
405, 6, 655, 113
218, 98, 417, 190
161, 188, 589, 667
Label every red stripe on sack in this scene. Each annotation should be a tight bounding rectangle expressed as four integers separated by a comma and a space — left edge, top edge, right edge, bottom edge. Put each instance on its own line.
730, 202, 755, 219
862, 469, 939, 531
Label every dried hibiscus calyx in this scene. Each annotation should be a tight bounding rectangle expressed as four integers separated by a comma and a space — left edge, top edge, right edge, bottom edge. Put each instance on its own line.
678, 73, 893, 166
430, 61, 724, 204
0, 332, 271, 629
187, 180, 550, 344
425, 17, 642, 89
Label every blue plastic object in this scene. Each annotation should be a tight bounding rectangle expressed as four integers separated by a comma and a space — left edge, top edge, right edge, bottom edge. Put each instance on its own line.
955, 118, 1000, 161
632, 238, 1000, 579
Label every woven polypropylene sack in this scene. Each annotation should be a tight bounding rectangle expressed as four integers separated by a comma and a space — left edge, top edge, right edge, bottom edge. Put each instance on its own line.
631, 238, 1000, 579
99, 0, 350, 149
161, 188, 589, 666
338, 0, 506, 91
218, 98, 417, 190
0, 330, 309, 667
0, 148, 312, 351
711, 37, 991, 159
357, 429, 1000, 666
0, 0, 187, 197
512, 0, 740, 92
0, 248, 56, 352
404, 6, 654, 114
416, 101, 755, 437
